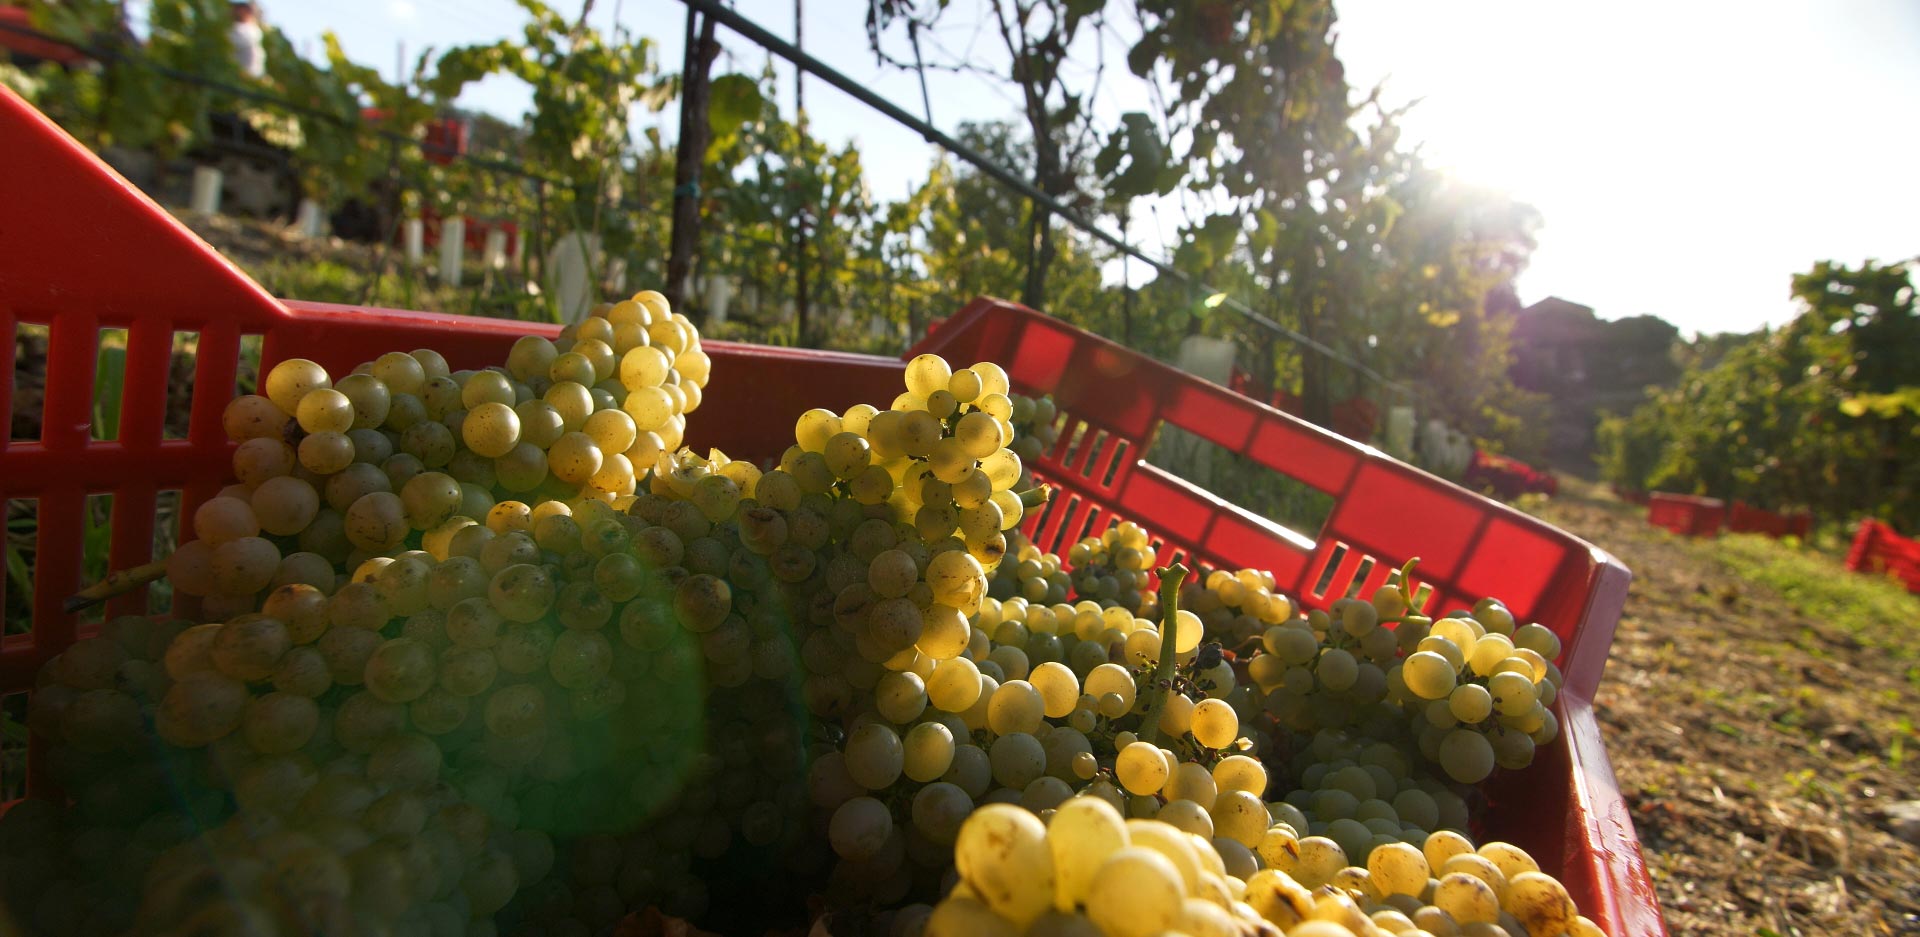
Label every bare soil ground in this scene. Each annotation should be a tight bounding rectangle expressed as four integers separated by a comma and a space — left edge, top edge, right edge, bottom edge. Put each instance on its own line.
1530, 481, 1920, 936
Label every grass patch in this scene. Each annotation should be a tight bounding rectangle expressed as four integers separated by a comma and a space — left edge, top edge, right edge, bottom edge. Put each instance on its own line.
251, 254, 555, 322
1712, 532, 1918, 659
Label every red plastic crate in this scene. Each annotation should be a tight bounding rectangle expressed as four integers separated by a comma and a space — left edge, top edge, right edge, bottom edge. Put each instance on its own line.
420, 205, 521, 257
359, 109, 470, 165
0, 7, 90, 67
1726, 501, 1812, 540
1646, 492, 1726, 538
908, 304, 1658, 935
1462, 449, 1558, 500
0, 86, 1663, 935
1845, 519, 1920, 594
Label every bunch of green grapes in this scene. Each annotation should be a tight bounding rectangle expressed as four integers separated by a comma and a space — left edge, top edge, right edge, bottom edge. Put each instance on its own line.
1386, 601, 1566, 785
1005, 392, 1060, 474
22, 290, 776, 937
1238, 570, 1564, 785
13, 618, 204, 937
809, 559, 1284, 920
1064, 521, 1157, 614
985, 533, 1072, 605
176, 289, 712, 611
1265, 728, 1468, 863
26, 611, 559, 937
24, 280, 1606, 937
1182, 566, 1295, 648
1112, 564, 1539, 875
925, 798, 1606, 937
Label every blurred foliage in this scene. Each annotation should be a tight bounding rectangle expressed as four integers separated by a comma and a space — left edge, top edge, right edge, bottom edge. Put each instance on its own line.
11, 0, 1559, 460
19, 0, 238, 155
1598, 259, 1920, 531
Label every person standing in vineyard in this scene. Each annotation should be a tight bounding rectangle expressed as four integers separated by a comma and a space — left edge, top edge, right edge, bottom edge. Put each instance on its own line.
229, 1, 265, 79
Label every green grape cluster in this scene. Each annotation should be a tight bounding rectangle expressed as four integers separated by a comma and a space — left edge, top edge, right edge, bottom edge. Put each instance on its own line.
1004, 392, 1060, 478
18, 290, 785, 937
1064, 521, 1158, 614
1385, 601, 1566, 785
15, 284, 1607, 937
926, 797, 1604, 937
1183, 567, 1295, 648
1237, 573, 1564, 786
806, 551, 1281, 923
985, 532, 1073, 605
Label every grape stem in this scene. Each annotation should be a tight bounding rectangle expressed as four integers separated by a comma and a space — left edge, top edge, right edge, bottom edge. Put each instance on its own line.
63, 559, 169, 613
1139, 562, 1191, 747
1016, 486, 1052, 508
1393, 556, 1423, 615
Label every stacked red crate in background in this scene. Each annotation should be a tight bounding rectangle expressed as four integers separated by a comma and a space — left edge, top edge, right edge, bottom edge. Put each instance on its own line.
1647, 493, 1727, 538
1463, 449, 1559, 500
1846, 520, 1920, 595
1727, 501, 1813, 540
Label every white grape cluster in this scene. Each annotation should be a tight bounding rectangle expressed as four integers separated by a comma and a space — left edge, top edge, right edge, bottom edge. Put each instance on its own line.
1064, 522, 1160, 615
1004, 392, 1061, 474
1186, 567, 1297, 649
12, 292, 1610, 937
16, 292, 800, 937
1389, 602, 1565, 785
923, 798, 1604, 937
986, 532, 1074, 606
1240, 579, 1564, 786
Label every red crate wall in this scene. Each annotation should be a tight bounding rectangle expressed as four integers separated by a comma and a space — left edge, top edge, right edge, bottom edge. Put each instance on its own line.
1845, 519, 1920, 594
1646, 492, 1726, 538
1727, 501, 1812, 540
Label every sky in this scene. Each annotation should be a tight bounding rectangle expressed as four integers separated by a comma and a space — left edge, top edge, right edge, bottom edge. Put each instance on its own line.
242, 0, 1920, 337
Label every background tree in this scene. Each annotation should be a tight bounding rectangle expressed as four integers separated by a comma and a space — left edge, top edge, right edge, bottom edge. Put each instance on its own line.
868, 0, 1109, 312
1598, 258, 1919, 530
21, 0, 237, 156
432, 0, 671, 274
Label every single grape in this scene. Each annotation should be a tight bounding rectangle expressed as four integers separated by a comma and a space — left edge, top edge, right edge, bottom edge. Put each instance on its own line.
1084, 846, 1183, 937
952, 804, 1053, 927
251, 476, 319, 537
904, 354, 954, 398
910, 782, 974, 847
903, 721, 957, 782
1439, 728, 1497, 783
344, 492, 408, 551
241, 692, 319, 754
1435, 871, 1501, 924
264, 357, 331, 414
1403, 650, 1459, 700
296, 388, 355, 434
483, 683, 547, 739
488, 564, 556, 624
399, 471, 462, 530
358, 637, 436, 704
829, 796, 893, 860
232, 437, 296, 486
194, 496, 260, 545
1190, 698, 1240, 748
155, 671, 247, 747
1115, 741, 1170, 796
844, 723, 905, 790
210, 536, 280, 596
